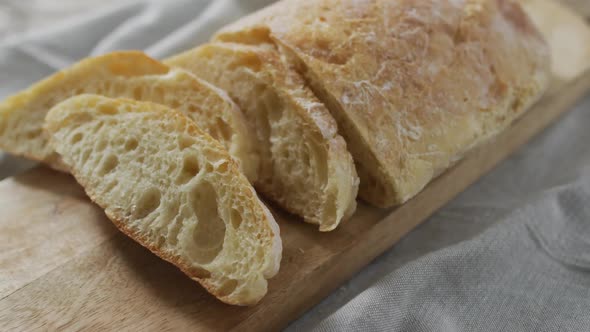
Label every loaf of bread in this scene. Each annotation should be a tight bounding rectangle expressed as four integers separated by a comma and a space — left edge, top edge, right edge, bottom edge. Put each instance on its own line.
45, 94, 281, 305
0, 51, 258, 181
167, 43, 359, 231
213, 0, 551, 207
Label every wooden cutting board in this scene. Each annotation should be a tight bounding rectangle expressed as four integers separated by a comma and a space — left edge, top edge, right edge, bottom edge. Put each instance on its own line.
1, 1, 589, 331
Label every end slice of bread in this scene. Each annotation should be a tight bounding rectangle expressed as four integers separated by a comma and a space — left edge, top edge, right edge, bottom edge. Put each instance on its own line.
0, 51, 258, 181
45, 94, 281, 305
166, 42, 359, 231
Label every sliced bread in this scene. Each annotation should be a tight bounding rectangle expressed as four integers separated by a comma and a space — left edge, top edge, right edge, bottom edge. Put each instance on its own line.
0, 51, 258, 181
213, 0, 551, 207
44, 94, 281, 305
166, 43, 359, 231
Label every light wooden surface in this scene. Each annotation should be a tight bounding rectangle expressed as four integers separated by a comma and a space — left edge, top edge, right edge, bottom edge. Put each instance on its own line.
1, 2, 590, 331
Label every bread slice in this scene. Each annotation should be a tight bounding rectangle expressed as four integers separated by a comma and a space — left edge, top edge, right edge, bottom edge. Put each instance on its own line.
166, 43, 359, 231
0, 51, 258, 181
213, 0, 551, 207
44, 94, 281, 305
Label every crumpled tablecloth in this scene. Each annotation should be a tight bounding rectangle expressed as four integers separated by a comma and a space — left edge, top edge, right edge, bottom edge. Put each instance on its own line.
1, 1, 589, 331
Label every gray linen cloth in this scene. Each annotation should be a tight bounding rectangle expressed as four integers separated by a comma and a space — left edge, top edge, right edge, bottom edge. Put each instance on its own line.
1, 1, 589, 331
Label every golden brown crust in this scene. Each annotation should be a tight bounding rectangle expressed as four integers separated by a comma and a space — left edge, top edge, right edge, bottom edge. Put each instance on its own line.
215, 0, 551, 207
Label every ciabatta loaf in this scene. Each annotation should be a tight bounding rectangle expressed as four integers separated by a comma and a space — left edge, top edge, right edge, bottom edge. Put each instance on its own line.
45, 94, 281, 305
0, 51, 258, 181
167, 43, 359, 231
214, 0, 551, 207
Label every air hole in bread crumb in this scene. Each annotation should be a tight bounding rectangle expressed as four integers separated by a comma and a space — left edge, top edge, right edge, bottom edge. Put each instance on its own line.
166, 206, 191, 246
71, 132, 84, 144
124, 138, 138, 151
132, 86, 144, 100
26, 129, 42, 139
98, 154, 118, 175
230, 209, 243, 229
179, 135, 195, 150
169, 100, 182, 110
167, 163, 177, 174
103, 179, 119, 193
95, 140, 107, 152
93, 121, 105, 133
176, 153, 200, 185
216, 279, 238, 297
98, 103, 117, 115
217, 161, 229, 173
510, 97, 523, 112
214, 118, 233, 142
155, 235, 166, 247
80, 149, 92, 165
133, 187, 161, 219
190, 266, 211, 279
183, 181, 225, 264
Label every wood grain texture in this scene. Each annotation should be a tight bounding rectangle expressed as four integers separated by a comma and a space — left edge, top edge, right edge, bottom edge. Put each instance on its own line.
0, 171, 118, 300
1, 1, 589, 331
